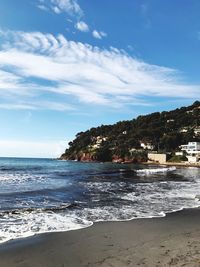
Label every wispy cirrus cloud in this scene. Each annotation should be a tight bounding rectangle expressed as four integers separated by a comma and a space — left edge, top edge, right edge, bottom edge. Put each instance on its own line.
36, 0, 107, 39
37, 4, 49, 12
0, 101, 75, 111
51, 0, 83, 16
0, 30, 199, 111
0, 139, 68, 158
37, 0, 83, 17
140, 3, 152, 29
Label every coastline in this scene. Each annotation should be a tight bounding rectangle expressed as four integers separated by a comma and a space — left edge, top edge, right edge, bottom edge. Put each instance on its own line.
1, 208, 200, 266
60, 158, 200, 168
142, 161, 200, 168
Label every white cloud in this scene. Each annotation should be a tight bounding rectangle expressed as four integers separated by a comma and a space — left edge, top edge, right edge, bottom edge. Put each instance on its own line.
37, 0, 83, 17
92, 30, 107, 39
0, 139, 69, 158
100, 31, 107, 37
0, 30, 199, 110
37, 4, 49, 11
75, 21, 89, 32
0, 101, 75, 111
36, 1, 108, 39
52, 0, 83, 16
52, 5, 61, 14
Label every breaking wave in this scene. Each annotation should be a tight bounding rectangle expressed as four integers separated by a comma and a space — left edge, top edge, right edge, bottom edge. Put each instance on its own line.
136, 166, 176, 174
0, 157, 199, 244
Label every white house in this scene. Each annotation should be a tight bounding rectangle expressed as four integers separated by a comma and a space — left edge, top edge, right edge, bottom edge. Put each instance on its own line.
179, 127, 188, 133
194, 127, 200, 136
180, 142, 200, 154
187, 155, 199, 163
91, 136, 108, 149
175, 151, 184, 156
167, 119, 174, 123
140, 142, 154, 150
180, 142, 200, 163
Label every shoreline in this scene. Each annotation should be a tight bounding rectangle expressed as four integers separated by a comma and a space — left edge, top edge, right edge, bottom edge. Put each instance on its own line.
1, 207, 200, 266
60, 158, 200, 168
142, 161, 200, 168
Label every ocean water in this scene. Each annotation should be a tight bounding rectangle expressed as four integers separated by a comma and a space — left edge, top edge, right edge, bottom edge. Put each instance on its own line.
0, 157, 200, 244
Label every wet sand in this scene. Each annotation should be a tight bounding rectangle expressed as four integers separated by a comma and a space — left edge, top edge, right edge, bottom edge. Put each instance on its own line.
0, 208, 200, 267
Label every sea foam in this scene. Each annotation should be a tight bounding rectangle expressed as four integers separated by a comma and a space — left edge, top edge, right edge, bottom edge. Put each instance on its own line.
136, 166, 176, 174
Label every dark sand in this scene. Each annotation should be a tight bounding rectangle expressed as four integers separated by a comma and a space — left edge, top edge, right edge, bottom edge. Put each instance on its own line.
1, 209, 200, 267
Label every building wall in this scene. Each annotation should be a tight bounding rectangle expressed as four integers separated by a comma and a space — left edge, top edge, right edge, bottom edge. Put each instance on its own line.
148, 153, 167, 164
175, 151, 183, 156
187, 156, 198, 163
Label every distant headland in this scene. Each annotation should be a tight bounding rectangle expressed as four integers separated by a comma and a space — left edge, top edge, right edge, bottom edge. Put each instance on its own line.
60, 101, 200, 164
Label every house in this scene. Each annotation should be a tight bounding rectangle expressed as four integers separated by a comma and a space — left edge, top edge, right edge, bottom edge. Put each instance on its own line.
175, 151, 184, 156
148, 153, 167, 164
129, 148, 137, 156
187, 155, 199, 163
194, 127, 200, 136
180, 142, 200, 155
180, 142, 200, 163
140, 142, 154, 150
91, 136, 108, 149
179, 127, 189, 133
167, 119, 174, 123
92, 143, 101, 149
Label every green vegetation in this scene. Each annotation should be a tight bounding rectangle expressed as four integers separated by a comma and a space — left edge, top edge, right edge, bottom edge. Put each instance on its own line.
168, 155, 188, 163
95, 146, 112, 162
61, 101, 200, 162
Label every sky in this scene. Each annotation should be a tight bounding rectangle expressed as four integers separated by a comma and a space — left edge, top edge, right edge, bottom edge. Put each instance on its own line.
0, 0, 199, 158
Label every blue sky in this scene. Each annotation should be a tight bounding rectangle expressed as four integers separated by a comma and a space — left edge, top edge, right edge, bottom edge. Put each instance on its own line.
0, 0, 199, 157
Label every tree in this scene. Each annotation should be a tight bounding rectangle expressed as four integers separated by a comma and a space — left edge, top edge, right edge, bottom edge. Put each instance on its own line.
95, 146, 112, 162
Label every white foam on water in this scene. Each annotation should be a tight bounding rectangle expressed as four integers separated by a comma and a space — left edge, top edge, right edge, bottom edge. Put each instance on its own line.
121, 179, 200, 217
84, 181, 126, 193
0, 172, 71, 194
0, 211, 93, 244
76, 205, 167, 223
0, 165, 200, 245
0, 172, 33, 183
136, 166, 176, 175
78, 167, 200, 225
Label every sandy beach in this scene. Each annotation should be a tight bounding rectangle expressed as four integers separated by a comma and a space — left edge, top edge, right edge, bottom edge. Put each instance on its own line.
0, 208, 200, 267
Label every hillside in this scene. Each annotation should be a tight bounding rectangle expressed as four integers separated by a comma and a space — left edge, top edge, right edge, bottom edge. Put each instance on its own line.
60, 101, 200, 162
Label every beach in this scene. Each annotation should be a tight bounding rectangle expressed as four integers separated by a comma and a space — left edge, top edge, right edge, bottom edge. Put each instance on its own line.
1, 208, 200, 267
0, 158, 200, 267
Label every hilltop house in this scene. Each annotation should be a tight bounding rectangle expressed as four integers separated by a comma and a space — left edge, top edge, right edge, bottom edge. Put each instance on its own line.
140, 142, 154, 150
91, 136, 108, 149
194, 127, 200, 136
179, 127, 189, 133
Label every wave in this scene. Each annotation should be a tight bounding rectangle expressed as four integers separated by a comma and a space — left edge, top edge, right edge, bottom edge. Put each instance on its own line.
0, 203, 78, 216
0, 180, 200, 245
0, 210, 92, 244
0, 159, 199, 245
0, 166, 43, 172
136, 166, 176, 175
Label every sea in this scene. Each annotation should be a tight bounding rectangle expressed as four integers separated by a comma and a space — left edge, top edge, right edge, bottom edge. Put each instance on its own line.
0, 157, 200, 244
